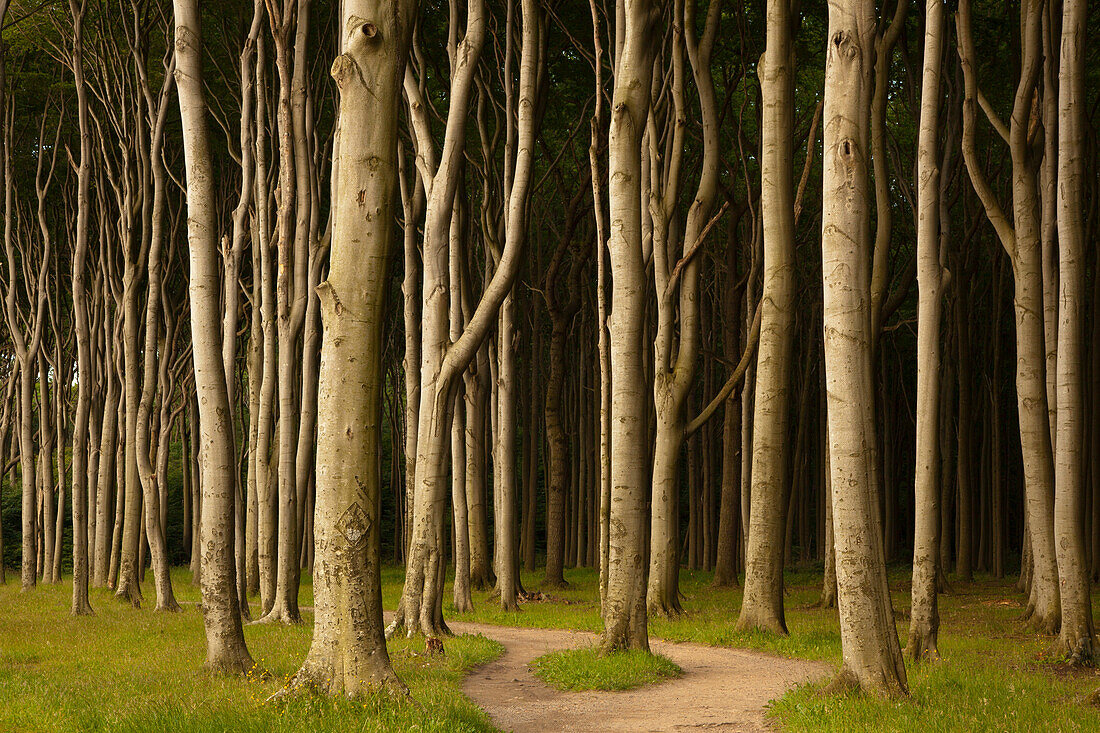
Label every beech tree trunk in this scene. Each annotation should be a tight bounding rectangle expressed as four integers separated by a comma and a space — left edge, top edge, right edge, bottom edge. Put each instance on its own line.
290, 5, 414, 696
601, 0, 656, 654
172, 0, 253, 673
738, 0, 796, 636
907, 0, 945, 661
67, 0, 93, 615
1054, 0, 1093, 664
957, 0, 1060, 632
821, 0, 908, 696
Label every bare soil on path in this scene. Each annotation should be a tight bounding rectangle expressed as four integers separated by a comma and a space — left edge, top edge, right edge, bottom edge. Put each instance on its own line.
446, 619, 831, 733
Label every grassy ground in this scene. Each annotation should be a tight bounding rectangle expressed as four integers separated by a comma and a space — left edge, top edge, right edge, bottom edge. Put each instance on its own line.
3, 564, 1100, 731
436, 563, 1100, 732
530, 646, 681, 691
0, 571, 501, 733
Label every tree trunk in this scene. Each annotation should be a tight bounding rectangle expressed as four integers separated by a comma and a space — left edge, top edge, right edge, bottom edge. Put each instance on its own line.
1054, 0, 1093, 664
907, 0, 945, 661
738, 0, 795, 636
172, 0, 253, 673
821, 0, 908, 695
957, 0, 1060, 632
289, 5, 414, 695
601, 0, 656, 654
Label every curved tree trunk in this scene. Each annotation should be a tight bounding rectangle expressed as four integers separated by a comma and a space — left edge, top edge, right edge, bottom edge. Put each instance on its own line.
957, 0, 1060, 633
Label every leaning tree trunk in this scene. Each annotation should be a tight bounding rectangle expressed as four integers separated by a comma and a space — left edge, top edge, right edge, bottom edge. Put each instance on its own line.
289, 5, 414, 696
172, 0, 253, 674
957, 0, 1060, 632
390, 0, 536, 637
820, 0, 908, 696
132, 71, 181, 613
647, 0, 720, 618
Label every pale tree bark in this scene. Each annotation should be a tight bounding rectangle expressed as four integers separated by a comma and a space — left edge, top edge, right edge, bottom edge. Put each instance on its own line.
586, 0, 612, 609
907, 0, 945, 663
601, 0, 657, 654
646, 0, 720, 618
259, 0, 310, 625
1054, 0, 1093, 664
389, 0, 537, 635
387, 0, 486, 638
738, 0, 796, 636
2, 87, 52, 593
94, 315, 121, 587
289, 4, 415, 696
227, 0, 265, 616
131, 62, 181, 612
1039, 11, 1057, 455
251, 26, 277, 607
291, 4, 323, 584
114, 24, 161, 603
957, 0, 1060, 633
37, 353, 56, 585
450, 203, 473, 613
172, 0, 253, 674
821, 0, 908, 696
398, 142, 423, 564
491, 0, 544, 610
493, 288, 521, 610
65, 0, 94, 603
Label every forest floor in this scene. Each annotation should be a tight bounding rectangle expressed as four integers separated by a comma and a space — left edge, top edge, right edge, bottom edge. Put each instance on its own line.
2, 565, 1100, 731
406, 564, 1100, 732
449, 618, 828, 732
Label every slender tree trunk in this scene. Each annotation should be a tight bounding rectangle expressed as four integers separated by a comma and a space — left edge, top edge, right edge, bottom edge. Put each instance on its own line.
172, 0, 253, 673
601, 0, 656, 654
495, 291, 521, 610
466, 346, 493, 589
738, 0, 796, 636
543, 314, 570, 587
1054, 0, 1093, 663
907, 0, 945, 660
957, 0, 1060, 632
955, 283, 973, 582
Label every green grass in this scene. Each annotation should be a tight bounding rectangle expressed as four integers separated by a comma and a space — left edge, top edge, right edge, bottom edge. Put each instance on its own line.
530, 646, 682, 691
434, 563, 1100, 731
0, 575, 503, 733
439, 564, 840, 661
5, 564, 1100, 731
767, 572, 1100, 732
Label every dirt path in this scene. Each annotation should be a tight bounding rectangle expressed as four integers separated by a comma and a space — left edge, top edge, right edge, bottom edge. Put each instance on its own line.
447, 619, 830, 733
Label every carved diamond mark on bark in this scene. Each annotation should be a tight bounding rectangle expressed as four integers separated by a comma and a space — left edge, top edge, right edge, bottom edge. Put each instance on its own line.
337, 501, 370, 551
